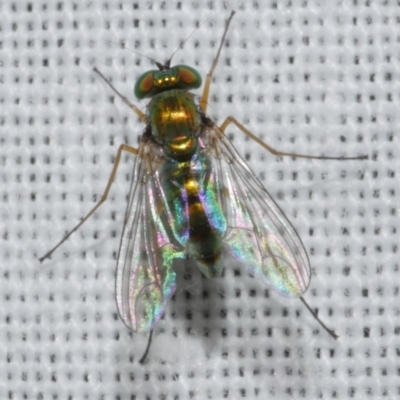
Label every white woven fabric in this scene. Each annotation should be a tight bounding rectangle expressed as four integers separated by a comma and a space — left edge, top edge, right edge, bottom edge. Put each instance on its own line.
1, 1, 397, 398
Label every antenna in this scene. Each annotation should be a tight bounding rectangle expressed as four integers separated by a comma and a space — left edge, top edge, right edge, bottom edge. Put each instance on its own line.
105, 16, 211, 71
166, 17, 210, 67
105, 40, 163, 70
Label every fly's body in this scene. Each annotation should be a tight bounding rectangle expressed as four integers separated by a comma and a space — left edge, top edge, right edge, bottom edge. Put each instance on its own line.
40, 11, 367, 362
116, 62, 311, 333
160, 148, 226, 276
149, 88, 225, 277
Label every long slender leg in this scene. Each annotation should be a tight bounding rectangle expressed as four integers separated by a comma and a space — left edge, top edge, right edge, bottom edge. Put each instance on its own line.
139, 330, 154, 364
219, 116, 368, 160
39, 144, 138, 262
300, 296, 338, 340
200, 11, 236, 113
93, 67, 147, 123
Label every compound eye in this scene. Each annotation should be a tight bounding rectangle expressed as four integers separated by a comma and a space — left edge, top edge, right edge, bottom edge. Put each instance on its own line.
134, 71, 155, 99
176, 65, 202, 88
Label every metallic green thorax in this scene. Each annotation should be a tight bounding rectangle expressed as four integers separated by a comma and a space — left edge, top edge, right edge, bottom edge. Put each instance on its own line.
148, 90, 200, 158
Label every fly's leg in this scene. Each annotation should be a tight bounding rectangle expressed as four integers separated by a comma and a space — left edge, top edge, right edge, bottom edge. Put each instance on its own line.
199, 11, 236, 113
139, 330, 154, 364
219, 115, 365, 340
40, 66, 145, 262
93, 67, 147, 122
300, 297, 338, 340
39, 144, 138, 262
219, 116, 368, 160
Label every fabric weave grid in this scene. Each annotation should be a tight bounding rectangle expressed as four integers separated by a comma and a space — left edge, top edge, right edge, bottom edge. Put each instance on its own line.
0, 1, 397, 399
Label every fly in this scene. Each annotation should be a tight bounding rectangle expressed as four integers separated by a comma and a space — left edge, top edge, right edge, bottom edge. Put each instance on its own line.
40, 11, 368, 363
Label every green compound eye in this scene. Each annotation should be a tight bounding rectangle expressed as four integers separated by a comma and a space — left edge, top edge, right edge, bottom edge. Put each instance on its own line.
176, 65, 202, 87
134, 71, 156, 99
134, 65, 202, 99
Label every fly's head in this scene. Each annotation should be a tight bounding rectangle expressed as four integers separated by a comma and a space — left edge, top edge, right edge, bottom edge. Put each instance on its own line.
134, 64, 202, 99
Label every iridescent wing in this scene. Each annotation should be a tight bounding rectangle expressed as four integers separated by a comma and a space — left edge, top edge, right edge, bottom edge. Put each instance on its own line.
115, 146, 183, 333
207, 125, 311, 297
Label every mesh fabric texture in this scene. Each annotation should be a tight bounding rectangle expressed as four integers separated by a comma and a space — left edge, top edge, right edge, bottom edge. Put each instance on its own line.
0, 1, 397, 399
